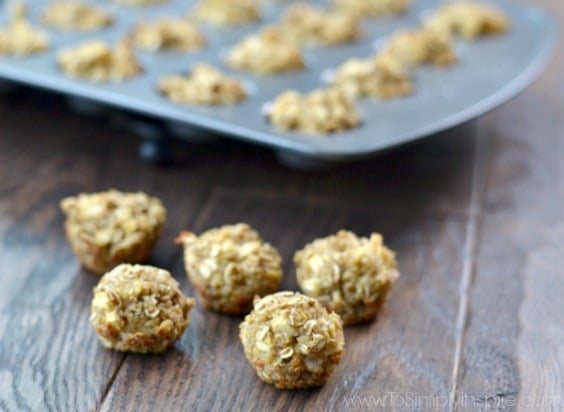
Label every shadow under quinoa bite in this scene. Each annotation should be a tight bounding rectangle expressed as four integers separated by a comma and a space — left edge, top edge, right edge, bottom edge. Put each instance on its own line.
60, 190, 166, 274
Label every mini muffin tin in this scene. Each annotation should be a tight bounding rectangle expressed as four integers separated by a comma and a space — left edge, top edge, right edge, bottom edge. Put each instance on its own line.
0, 0, 557, 161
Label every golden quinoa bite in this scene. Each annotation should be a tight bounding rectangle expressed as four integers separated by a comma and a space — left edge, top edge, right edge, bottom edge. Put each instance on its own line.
280, 4, 360, 46
112, 0, 168, 6
294, 230, 399, 326
240, 291, 345, 390
331, 54, 413, 99
332, 0, 409, 18
132, 18, 205, 52
268, 89, 362, 134
90, 264, 195, 354
57, 39, 142, 82
0, 2, 49, 56
176, 223, 283, 314
379, 28, 457, 67
425, 1, 509, 39
226, 27, 305, 75
42, 1, 113, 32
194, 0, 260, 27
159, 63, 247, 106
60, 190, 166, 274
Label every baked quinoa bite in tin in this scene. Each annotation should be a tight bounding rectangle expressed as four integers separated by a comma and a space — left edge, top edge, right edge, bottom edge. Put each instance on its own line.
425, 1, 509, 39
294, 230, 399, 326
239, 292, 345, 390
60, 190, 166, 274
90, 264, 195, 354
176, 223, 283, 314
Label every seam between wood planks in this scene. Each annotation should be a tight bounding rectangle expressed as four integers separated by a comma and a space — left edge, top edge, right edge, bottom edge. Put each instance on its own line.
448, 118, 494, 411
98, 354, 126, 412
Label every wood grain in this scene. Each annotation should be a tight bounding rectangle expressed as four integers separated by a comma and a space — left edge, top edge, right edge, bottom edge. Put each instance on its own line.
0, 0, 562, 409
0, 92, 213, 411
101, 190, 473, 412
456, 1, 564, 409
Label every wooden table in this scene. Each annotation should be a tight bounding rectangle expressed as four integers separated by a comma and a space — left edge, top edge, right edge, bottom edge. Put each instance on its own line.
1, 2, 562, 410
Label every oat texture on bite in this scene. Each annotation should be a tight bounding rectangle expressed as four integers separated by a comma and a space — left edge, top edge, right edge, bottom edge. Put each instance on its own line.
331, 54, 413, 99
57, 39, 142, 82
0, 2, 49, 56
159, 63, 247, 106
42, 1, 113, 32
132, 18, 205, 52
60, 190, 166, 274
268, 89, 362, 134
176, 223, 283, 314
194, 0, 260, 26
90, 264, 195, 354
379, 28, 457, 67
280, 5, 360, 46
240, 291, 345, 390
294, 230, 399, 325
425, 1, 509, 39
226, 27, 305, 74
332, 0, 409, 17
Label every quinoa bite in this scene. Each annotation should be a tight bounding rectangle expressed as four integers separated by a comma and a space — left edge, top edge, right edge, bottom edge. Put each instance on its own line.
60, 190, 166, 274
193, 0, 260, 27
0, 2, 49, 56
425, 1, 509, 39
294, 230, 399, 325
57, 39, 142, 82
42, 1, 113, 32
240, 291, 345, 389
90, 264, 195, 353
268, 88, 362, 134
226, 27, 305, 75
132, 18, 205, 52
159, 63, 247, 106
176, 223, 283, 314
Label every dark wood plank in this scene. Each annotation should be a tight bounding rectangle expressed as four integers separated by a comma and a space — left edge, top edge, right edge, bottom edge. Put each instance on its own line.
0, 93, 215, 411
455, 0, 564, 408
101, 189, 472, 411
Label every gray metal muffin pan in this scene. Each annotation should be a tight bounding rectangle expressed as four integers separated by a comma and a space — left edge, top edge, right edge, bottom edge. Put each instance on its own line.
0, 0, 557, 160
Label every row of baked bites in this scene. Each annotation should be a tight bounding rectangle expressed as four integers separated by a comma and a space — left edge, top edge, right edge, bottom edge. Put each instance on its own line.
0, 1, 510, 135
61, 189, 399, 389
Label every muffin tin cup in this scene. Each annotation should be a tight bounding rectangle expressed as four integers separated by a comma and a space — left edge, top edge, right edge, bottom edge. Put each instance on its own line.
0, 0, 557, 161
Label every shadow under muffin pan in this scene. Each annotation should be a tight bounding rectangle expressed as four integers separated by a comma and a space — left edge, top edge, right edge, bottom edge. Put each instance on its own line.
0, 0, 557, 162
